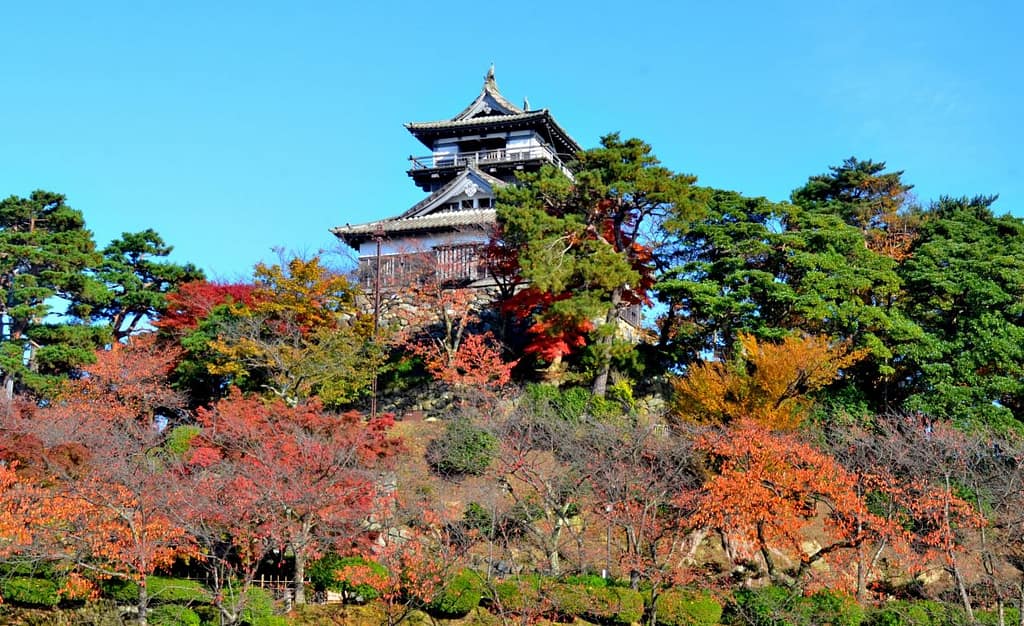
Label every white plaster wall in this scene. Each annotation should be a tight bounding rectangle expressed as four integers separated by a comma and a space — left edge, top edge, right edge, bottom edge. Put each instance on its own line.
357, 231, 490, 257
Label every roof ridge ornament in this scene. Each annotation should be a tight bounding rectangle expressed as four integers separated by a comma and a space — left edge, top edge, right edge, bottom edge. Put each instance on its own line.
486, 63, 496, 85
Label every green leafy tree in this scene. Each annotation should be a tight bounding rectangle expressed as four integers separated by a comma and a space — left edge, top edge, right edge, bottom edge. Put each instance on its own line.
657, 182, 920, 410
178, 256, 382, 407
74, 229, 204, 340
0, 191, 104, 398
792, 157, 920, 262
496, 133, 700, 396
897, 195, 1024, 428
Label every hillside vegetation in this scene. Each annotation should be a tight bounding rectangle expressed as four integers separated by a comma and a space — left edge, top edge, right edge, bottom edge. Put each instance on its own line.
2, 143, 1024, 625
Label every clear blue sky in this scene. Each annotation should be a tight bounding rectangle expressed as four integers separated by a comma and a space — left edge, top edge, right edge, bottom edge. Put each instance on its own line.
2, 1, 1020, 280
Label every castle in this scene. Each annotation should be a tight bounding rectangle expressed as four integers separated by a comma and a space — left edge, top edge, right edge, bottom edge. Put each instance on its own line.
331, 67, 580, 289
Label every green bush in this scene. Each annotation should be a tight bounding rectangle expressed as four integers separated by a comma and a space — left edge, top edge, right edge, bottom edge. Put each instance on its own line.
462, 502, 494, 537
0, 560, 58, 578
425, 569, 484, 618
218, 585, 277, 624
0, 576, 60, 607
561, 573, 608, 588
491, 576, 640, 625
977, 607, 1021, 626
577, 585, 644, 625
308, 552, 348, 592
102, 576, 210, 605
655, 589, 723, 626
524, 384, 594, 423
165, 424, 201, 458
728, 586, 807, 626
149, 604, 201, 626
426, 418, 498, 477
866, 600, 967, 626
490, 576, 546, 613
810, 589, 864, 626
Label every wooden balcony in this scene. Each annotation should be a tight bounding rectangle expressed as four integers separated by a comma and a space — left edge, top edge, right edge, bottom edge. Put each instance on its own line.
408, 147, 569, 174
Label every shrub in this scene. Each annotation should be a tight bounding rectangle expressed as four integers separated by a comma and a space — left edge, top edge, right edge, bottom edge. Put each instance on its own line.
307, 552, 348, 592
219, 585, 278, 624
978, 607, 1021, 626
578, 585, 645, 625
655, 589, 723, 626
524, 384, 594, 423
866, 600, 967, 626
164, 424, 201, 458
149, 604, 201, 626
0, 576, 60, 607
425, 569, 484, 618
462, 502, 494, 537
727, 586, 809, 626
729, 586, 798, 626
561, 573, 608, 588
148, 576, 211, 604
490, 576, 546, 614
101, 575, 210, 605
810, 589, 864, 626
492, 576, 640, 625
426, 417, 498, 477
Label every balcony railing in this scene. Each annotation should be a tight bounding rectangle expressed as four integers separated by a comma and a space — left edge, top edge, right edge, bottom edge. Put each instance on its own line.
409, 147, 569, 174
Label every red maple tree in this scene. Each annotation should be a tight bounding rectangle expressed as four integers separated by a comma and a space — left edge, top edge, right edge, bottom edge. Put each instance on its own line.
188, 389, 402, 605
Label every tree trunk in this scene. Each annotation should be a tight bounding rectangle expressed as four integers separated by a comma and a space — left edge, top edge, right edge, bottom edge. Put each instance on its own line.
591, 290, 623, 399
1017, 584, 1024, 626
137, 578, 149, 626
944, 474, 974, 622
293, 551, 307, 605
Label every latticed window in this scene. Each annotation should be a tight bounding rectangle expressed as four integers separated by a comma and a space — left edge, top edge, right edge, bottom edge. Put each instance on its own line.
358, 245, 487, 290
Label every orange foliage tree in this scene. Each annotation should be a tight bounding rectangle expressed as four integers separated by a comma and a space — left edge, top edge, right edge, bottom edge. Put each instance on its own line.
0, 334, 196, 624
683, 420, 898, 590
827, 415, 988, 611
671, 333, 866, 430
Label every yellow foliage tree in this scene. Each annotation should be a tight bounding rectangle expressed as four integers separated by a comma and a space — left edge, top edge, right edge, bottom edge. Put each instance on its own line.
205, 255, 383, 406
670, 333, 866, 430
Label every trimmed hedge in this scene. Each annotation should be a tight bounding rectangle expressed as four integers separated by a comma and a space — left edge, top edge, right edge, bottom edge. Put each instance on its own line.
103, 575, 210, 605
425, 569, 484, 618
573, 585, 644, 625
490, 575, 642, 625
149, 604, 201, 626
727, 586, 862, 626
0, 576, 61, 607
866, 600, 967, 626
655, 589, 723, 626
222, 585, 277, 624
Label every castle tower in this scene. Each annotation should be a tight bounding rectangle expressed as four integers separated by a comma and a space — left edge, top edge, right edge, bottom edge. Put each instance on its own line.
331, 67, 580, 288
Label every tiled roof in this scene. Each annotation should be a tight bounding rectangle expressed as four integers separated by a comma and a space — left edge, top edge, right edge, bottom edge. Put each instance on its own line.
331, 209, 496, 240
406, 110, 549, 131
452, 65, 523, 120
